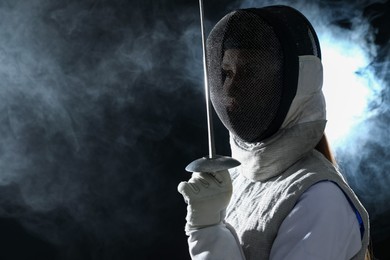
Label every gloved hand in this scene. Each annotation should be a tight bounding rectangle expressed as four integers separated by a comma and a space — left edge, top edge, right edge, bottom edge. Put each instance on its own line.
177, 170, 232, 232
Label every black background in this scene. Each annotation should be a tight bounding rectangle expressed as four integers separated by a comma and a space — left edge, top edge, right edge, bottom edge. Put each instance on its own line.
0, 0, 389, 259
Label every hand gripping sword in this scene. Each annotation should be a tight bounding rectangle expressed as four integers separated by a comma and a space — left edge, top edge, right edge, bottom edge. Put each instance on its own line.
185, 0, 240, 173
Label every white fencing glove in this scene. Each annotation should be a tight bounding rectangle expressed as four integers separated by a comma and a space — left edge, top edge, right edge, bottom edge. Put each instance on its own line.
177, 170, 232, 232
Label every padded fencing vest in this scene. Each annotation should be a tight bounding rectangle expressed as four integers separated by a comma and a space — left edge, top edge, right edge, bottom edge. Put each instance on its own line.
225, 149, 369, 260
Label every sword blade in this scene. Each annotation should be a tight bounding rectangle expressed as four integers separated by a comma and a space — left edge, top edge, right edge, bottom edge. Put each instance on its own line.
198, 0, 215, 159
185, 0, 241, 173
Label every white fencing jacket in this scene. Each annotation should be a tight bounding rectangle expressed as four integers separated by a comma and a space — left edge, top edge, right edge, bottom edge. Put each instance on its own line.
186, 56, 369, 260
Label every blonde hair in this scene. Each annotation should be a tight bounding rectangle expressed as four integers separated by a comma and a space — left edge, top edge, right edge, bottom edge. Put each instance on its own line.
315, 133, 372, 260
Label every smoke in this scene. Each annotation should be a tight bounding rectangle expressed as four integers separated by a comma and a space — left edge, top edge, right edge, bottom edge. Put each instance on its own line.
0, 0, 205, 259
235, 0, 390, 242
0, 0, 389, 258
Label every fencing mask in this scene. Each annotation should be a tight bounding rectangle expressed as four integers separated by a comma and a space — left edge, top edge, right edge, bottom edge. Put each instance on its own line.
207, 6, 321, 143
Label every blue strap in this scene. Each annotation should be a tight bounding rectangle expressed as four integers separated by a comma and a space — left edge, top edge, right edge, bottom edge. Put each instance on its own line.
330, 181, 365, 239
354, 207, 365, 239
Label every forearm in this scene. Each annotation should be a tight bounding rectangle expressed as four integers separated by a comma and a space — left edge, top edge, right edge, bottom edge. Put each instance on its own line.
187, 223, 246, 260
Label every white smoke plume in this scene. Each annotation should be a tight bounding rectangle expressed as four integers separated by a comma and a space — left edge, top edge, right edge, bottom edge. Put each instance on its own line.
0, 0, 202, 258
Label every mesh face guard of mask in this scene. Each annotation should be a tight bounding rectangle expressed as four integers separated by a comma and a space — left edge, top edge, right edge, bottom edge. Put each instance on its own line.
207, 6, 321, 143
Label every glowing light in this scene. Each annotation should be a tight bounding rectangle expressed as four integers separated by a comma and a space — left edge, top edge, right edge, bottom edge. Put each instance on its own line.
235, 1, 384, 152
319, 28, 379, 149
